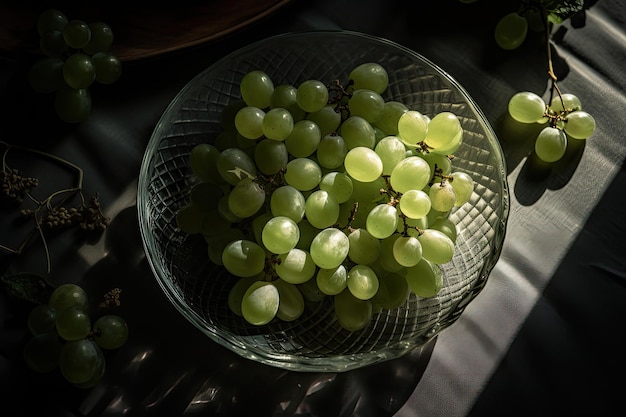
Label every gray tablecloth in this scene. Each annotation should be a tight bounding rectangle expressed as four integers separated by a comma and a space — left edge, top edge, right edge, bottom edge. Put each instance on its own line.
1, 1, 625, 416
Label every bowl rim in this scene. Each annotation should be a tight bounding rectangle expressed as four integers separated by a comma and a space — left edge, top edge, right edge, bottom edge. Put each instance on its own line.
137, 29, 511, 372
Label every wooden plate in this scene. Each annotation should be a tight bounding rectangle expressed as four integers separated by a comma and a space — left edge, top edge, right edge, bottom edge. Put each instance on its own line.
0, 0, 294, 61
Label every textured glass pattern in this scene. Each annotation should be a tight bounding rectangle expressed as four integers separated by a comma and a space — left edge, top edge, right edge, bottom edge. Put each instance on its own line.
137, 31, 510, 372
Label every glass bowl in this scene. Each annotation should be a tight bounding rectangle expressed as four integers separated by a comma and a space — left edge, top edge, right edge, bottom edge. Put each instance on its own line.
137, 31, 509, 372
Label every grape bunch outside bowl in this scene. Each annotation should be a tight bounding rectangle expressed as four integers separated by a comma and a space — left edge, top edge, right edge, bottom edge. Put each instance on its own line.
137, 31, 510, 372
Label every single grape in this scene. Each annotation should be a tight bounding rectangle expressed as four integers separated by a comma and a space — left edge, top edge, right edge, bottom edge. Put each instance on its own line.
334, 288, 373, 331
347, 228, 380, 265
59, 339, 103, 384
449, 171, 474, 206
375, 135, 407, 175
389, 155, 431, 193
48, 283, 89, 313
274, 279, 305, 322
284, 157, 322, 191
373, 272, 410, 309
262, 216, 300, 254
39, 30, 68, 58
348, 89, 385, 123
63, 19, 91, 49
296, 79, 328, 113
339, 116, 376, 149
234, 106, 266, 140
254, 138, 288, 175
228, 177, 265, 218
550, 93, 582, 113
429, 217, 458, 243
55, 306, 91, 341
92, 52, 122, 84
429, 181, 457, 212
508, 91, 546, 123
23, 332, 63, 373
307, 105, 341, 136
392, 235, 423, 267
535, 126, 567, 162
305, 190, 340, 229
374, 101, 408, 135
316, 134, 348, 169
397, 110, 428, 148
37, 9, 68, 35
262, 107, 294, 141
347, 264, 379, 300
273, 248, 317, 284
344, 147, 383, 182
240, 70, 274, 109
270, 185, 306, 222
216, 147, 257, 186
284, 119, 321, 157
405, 258, 443, 298
27, 304, 57, 336
366, 204, 398, 239
310, 227, 350, 269
418, 229, 455, 264
495, 12, 528, 50
270, 84, 306, 121
348, 62, 389, 94
92, 315, 129, 349
564, 111, 596, 139
189, 143, 222, 184
222, 239, 266, 278
424, 111, 462, 150
398, 189, 431, 219
316, 265, 348, 296
228, 275, 261, 316
83, 22, 114, 54
319, 171, 353, 204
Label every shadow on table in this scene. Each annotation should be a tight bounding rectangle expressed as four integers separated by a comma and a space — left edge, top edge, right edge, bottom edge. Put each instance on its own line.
3, 204, 436, 417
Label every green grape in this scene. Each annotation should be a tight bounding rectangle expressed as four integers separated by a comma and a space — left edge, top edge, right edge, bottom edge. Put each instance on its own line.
347, 264, 379, 300
316, 265, 348, 295
273, 248, 317, 284
535, 126, 567, 162
240, 70, 274, 108
176, 202, 207, 234
316, 134, 348, 169
374, 101, 408, 135
216, 147, 257, 186
340, 116, 376, 149
63, 53, 95, 89
296, 79, 329, 113
374, 272, 410, 309
418, 229, 455, 264
348, 89, 385, 123
23, 332, 63, 373
508, 91, 546, 123
234, 106, 266, 139
550, 93, 582, 113
429, 217, 457, 243
389, 155, 431, 193
307, 104, 341, 137
431, 128, 463, 155
375, 135, 407, 175
392, 235, 423, 267
334, 289, 373, 331
59, 339, 103, 384
398, 189, 431, 219
29, 57, 64, 93
284, 157, 322, 191
63, 19, 91, 49
270, 185, 306, 222
270, 84, 306, 121
449, 171, 474, 206
429, 181, 457, 212
347, 228, 380, 265
305, 190, 340, 229
222, 239, 266, 277
495, 12, 528, 50
348, 62, 389, 94
189, 143, 222, 184
254, 138, 288, 175
39, 30, 68, 58
55, 306, 91, 341
48, 283, 88, 313
309, 227, 349, 269
564, 111, 596, 139
366, 203, 398, 239
92, 315, 129, 349
228, 177, 265, 218
424, 112, 462, 150
397, 110, 428, 148
284, 119, 321, 157
405, 258, 443, 298
190, 182, 222, 210
378, 234, 405, 272
344, 146, 383, 182
319, 171, 353, 204
262, 107, 294, 140
54, 87, 91, 123
274, 279, 305, 322
262, 216, 300, 254
37, 9, 68, 35
72, 349, 105, 389
228, 275, 261, 316
92, 52, 122, 84
27, 304, 57, 336
83, 22, 114, 54
296, 219, 318, 250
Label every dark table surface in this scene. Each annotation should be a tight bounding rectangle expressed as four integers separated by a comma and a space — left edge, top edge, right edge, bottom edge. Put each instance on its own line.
1, 1, 625, 416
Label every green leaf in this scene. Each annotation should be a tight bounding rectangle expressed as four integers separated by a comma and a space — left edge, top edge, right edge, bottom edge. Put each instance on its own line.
541, 0, 585, 24
1, 272, 54, 304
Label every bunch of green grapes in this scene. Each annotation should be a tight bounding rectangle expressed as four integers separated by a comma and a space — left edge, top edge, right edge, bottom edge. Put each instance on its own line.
508, 91, 595, 162
23, 283, 128, 388
28, 8, 122, 123
176, 63, 475, 332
